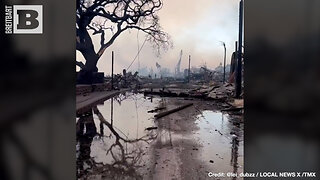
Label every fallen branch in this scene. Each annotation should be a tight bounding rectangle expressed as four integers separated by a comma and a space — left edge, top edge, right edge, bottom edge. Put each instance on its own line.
154, 103, 193, 119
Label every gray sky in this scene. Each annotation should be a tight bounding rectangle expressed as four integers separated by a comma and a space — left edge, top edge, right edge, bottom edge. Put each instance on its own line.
77, 0, 240, 75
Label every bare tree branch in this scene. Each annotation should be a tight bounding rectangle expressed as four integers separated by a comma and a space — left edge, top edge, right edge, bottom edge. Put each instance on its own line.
76, 0, 171, 72
76, 61, 85, 69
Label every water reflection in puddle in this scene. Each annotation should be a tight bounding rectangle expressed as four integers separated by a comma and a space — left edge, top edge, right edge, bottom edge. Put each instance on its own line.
76, 93, 244, 179
76, 92, 164, 179
195, 111, 243, 177
93, 93, 162, 139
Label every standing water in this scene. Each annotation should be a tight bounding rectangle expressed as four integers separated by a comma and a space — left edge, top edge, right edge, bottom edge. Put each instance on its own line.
76, 92, 164, 179
76, 92, 243, 179
195, 110, 243, 178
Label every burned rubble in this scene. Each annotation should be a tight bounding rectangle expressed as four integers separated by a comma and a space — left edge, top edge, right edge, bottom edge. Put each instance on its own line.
76, 64, 244, 179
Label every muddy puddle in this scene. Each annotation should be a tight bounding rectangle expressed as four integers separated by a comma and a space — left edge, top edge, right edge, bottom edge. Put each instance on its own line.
195, 111, 243, 177
76, 92, 243, 179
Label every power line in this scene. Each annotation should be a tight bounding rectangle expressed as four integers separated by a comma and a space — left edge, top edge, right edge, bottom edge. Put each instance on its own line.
137, 30, 140, 72
126, 36, 148, 71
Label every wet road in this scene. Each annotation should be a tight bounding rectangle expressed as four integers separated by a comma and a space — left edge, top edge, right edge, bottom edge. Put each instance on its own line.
76, 92, 243, 180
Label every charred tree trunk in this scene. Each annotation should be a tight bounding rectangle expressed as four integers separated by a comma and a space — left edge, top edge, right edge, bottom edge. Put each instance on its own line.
81, 48, 99, 73
77, 50, 100, 84
77, 23, 101, 84
77, 46, 100, 84
76, 0, 171, 84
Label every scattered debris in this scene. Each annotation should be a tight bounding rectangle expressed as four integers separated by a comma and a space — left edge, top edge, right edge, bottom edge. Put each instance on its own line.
145, 127, 158, 131
221, 107, 243, 112
142, 82, 242, 112
233, 122, 241, 127
207, 83, 234, 100
105, 70, 142, 90
230, 99, 244, 108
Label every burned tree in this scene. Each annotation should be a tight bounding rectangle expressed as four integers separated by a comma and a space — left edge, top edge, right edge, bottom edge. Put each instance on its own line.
76, 0, 171, 83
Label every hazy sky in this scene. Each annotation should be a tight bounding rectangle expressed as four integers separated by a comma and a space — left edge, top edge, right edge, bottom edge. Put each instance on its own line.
77, 0, 240, 75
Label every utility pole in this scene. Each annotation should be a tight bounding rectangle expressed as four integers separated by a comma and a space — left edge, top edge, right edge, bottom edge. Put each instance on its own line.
111, 51, 114, 90
235, 41, 238, 55
222, 42, 226, 83
111, 97, 114, 126
188, 55, 191, 83
236, 0, 243, 98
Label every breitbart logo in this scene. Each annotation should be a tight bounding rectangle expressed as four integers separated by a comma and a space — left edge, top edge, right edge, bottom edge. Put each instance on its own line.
5, 5, 43, 34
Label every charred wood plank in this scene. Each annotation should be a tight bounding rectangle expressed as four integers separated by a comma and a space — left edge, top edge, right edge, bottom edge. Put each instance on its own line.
154, 103, 193, 119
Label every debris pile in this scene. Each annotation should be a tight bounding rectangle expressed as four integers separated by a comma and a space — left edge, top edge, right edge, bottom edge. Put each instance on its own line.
207, 83, 235, 100
76, 83, 111, 95
141, 82, 244, 114
142, 83, 240, 101
106, 70, 141, 89
186, 83, 235, 100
